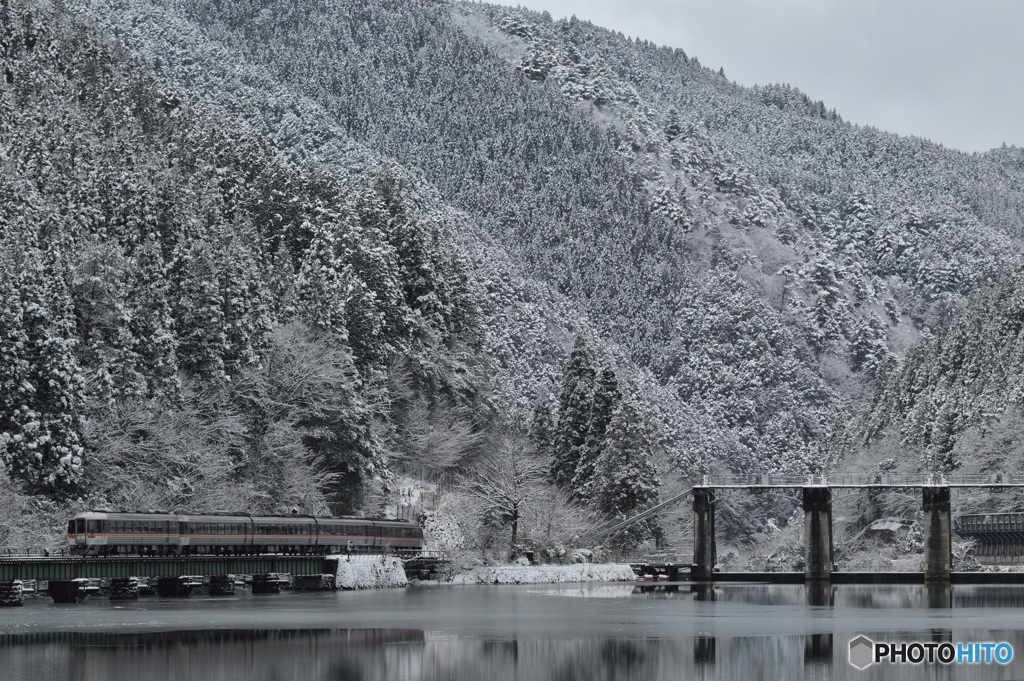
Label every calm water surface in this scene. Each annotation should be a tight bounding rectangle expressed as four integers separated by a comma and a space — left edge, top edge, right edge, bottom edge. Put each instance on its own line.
3, 582, 1024, 680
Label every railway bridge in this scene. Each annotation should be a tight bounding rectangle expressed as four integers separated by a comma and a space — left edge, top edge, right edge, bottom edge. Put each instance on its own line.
0, 554, 338, 604
600, 473, 1024, 584
0, 552, 449, 605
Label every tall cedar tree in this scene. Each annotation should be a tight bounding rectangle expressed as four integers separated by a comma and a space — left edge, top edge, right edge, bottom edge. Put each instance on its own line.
595, 401, 660, 541
0, 244, 85, 495
573, 365, 621, 500
551, 336, 595, 489
528, 394, 556, 459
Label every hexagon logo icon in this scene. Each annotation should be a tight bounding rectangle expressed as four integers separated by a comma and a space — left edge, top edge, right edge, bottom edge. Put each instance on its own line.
849, 636, 875, 669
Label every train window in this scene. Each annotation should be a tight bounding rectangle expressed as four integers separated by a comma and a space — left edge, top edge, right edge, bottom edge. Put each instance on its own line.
76, 519, 85, 533
87, 521, 99, 533
68, 520, 75, 534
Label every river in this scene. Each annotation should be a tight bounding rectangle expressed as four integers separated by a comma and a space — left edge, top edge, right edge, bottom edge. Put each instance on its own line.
3, 582, 1024, 680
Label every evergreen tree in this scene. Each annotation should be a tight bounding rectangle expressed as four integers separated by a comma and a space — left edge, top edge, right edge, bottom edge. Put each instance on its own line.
573, 364, 621, 499
293, 220, 351, 343
664, 106, 682, 142
551, 335, 595, 489
528, 392, 556, 458
595, 401, 660, 542
0, 244, 85, 496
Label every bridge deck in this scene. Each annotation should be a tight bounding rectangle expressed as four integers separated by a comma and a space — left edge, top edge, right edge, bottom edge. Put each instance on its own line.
0, 556, 335, 581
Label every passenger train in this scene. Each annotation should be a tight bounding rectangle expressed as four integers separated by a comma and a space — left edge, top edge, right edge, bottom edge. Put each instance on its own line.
67, 510, 425, 556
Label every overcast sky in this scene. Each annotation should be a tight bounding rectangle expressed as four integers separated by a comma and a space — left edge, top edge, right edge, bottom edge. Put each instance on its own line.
507, 0, 1024, 153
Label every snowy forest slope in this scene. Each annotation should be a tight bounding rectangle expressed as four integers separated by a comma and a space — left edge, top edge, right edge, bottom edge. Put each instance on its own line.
2, 0, 1024, 550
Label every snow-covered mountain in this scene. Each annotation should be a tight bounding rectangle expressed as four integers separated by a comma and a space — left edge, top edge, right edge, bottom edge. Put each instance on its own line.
2, 0, 1023, 546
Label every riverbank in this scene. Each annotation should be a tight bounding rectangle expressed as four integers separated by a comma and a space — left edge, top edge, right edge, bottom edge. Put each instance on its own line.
331, 556, 638, 588
449, 563, 637, 585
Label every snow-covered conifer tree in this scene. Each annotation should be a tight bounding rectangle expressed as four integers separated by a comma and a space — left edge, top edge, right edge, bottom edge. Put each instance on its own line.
573, 364, 621, 499
551, 335, 595, 489
0, 244, 85, 495
595, 401, 660, 542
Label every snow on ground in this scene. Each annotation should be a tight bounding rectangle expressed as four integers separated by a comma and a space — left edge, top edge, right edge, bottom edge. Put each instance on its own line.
330, 555, 408, 589
422, 497, 468, 552
449, 563, 637, 585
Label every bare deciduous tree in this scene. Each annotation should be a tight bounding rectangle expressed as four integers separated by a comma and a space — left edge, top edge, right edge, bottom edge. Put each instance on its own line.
463, 436, 544, 553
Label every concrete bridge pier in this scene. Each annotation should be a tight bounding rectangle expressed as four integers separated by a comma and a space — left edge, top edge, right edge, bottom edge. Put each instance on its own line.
923, 486, 952, 583
252, 573, 282, 594
49, 579, 89, 603
157, 577, 193, 597
805, 581, 834, 607
803, 487, 833, 581
108, 578, 138, 600
691, 487, 716, 581
0, 581, 23, 606
926, 581, 952, 609
208, 575, 236, 596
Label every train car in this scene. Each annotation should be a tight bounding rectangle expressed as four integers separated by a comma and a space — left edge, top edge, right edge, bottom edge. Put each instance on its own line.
250, 515, 317, 554
68, 511, 426, 556
68, 510, 182, 556
371, 519, 425, 551
314, 517, 377, 553
180, 513, 252, 555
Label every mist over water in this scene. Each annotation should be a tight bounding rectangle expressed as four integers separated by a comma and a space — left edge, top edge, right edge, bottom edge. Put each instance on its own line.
3, 583, 1024, 680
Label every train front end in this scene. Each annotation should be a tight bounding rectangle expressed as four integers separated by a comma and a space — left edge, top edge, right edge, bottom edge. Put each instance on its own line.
67, 511, 109, 556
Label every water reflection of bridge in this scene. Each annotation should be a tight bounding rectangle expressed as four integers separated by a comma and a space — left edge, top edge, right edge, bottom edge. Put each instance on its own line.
607, 473, 1024, 585
5, 585, 982, 679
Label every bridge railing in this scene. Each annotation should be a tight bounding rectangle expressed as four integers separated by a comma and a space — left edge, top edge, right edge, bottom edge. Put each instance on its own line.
691, 472, 1016, 487
1, 548, 70, 558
